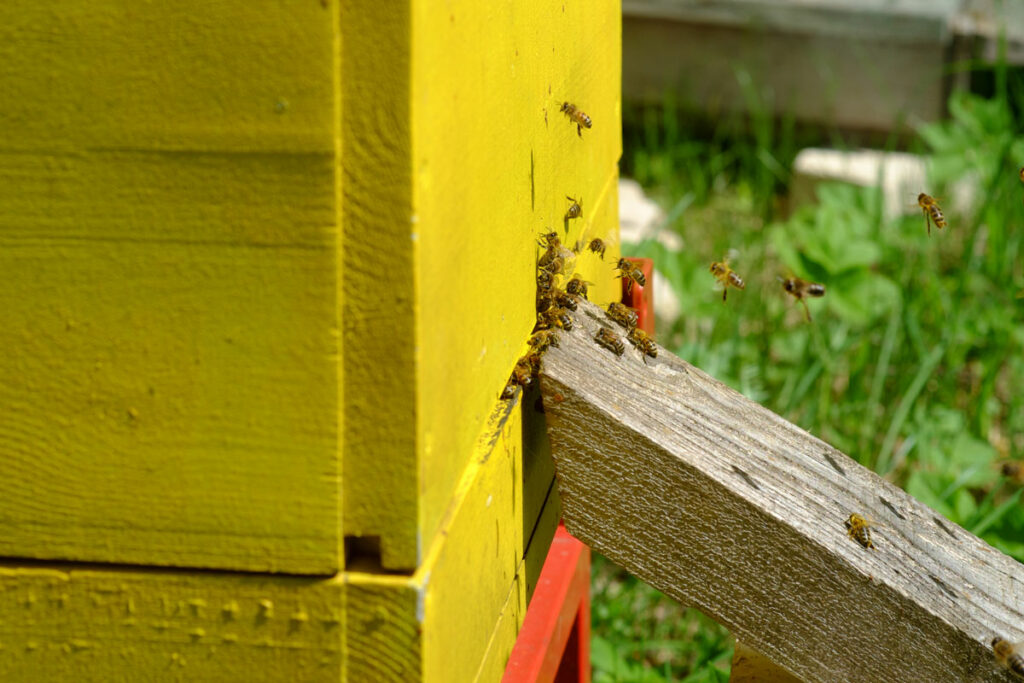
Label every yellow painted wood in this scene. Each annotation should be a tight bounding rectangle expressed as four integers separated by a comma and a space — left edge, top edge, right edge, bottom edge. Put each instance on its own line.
342, 0, 622, 570
0, 2, 340, 573
0, 565, 345, 682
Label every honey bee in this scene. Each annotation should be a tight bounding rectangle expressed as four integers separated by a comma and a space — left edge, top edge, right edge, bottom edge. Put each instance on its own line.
565, 196, 582, 221
501, 357, 536, 399
552, 288, 579, 311
606, 301, 639, 330
560, 102, 592, 137
917, 193, 947, 236
529, 329, 560, 353
627, 327, 657, 363
540, 254, 564, 276
992, 637, 1024, 679
594, 327, 625, 356
538, 231, 561, 249
780, 276, 826, 322
565, 274, 593, 300
587, 238, 607, 260
537, 306, 573, 331
1001, 462, 1024, 485
845, 513, 876, 550
615, 258, 646, 294
537, 268, 554, 292
709, 260, 746, 302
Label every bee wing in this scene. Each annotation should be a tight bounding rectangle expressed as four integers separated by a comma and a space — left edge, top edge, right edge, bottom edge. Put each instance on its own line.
569, 273, 595, 286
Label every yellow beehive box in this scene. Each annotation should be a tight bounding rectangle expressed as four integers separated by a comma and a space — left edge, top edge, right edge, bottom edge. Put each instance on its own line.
0, 0, 620, 678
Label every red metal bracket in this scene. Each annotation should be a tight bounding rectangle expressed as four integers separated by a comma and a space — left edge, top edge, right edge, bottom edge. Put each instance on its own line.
621, 257, 654, 335
502, 523, 591, 683
504, 260, 655, 682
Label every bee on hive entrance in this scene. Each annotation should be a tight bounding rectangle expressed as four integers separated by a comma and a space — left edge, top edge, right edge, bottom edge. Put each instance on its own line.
615, 257, 646, 295
565, 274, 593, 300
500, 357, 535, 400
560, 102, 592, 136
537, 306, 573, 332
606, 301, 638, 330
565, 196, 582, 221
529, 329, 560, 353
845, 514, 876, 550
709, 259, 745, 302
780, 276, 825, 322
552, 288, 578, 311
587, 238, 607, 260
917, 193, 946, 236
627, 327, 657, 364
992, 637, 1024, 679
594, 327, 625, 356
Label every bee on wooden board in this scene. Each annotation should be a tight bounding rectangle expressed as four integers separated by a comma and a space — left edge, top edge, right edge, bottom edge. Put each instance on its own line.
529, 329, 560, 353
845, 513, 876, 550
917, 193, 947, 236
606, 301, 638, 331
615, 257, 646, 295
709, 259, 746, 302
552, 288, 579, 311
565, 274, 594, 300
560, 101, 592, 137
565, 196, 582, 221
992, 637, 1024, 679
537, 306, 573, 331
627, 327, 657, 364
780, 276, 826, 322
594, 326, 625, 356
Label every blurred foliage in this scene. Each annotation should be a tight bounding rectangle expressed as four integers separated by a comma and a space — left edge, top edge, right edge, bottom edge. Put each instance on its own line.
596, 73, 1024, 680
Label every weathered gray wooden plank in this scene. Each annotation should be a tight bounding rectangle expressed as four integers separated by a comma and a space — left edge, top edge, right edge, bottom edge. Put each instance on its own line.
539, 298, 1024, 683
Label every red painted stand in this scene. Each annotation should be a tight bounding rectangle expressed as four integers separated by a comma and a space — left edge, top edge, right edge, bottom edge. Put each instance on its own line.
621, 257, 654, 335
503, 258, 654, 682
502, 523, 591, 683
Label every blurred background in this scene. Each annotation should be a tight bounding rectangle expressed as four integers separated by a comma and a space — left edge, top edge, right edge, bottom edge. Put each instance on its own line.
593, 1, 1024, 680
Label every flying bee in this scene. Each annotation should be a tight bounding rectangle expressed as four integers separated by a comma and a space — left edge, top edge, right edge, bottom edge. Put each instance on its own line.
845, 514, 876, 550
627, 327, 657, 364
606, 301, 639, 330
709, 259, 746, 302
552, 288, 579, 311
537, 306, 573, 331
565, 196, 582, 221
992, 637, 1024, 679
560, 102, 592, 137
1001, 461, 1024, 486
917, 193, 947, 236
615, 257, 646, 294
565, 274, 593, 300
594, 327, 625, 356
529, 329, 560, 353
780, 276, 826, 322
587, 238, 607, 260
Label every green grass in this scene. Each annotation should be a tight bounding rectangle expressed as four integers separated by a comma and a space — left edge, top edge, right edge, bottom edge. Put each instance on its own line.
593, 77, 1024, 680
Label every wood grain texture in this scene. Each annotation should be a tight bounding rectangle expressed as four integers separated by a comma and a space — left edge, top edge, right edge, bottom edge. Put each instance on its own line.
539, 298, 1024, 683
341, 0, 622, 570
0, 0, 339, 573
0, 564, 344, 682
